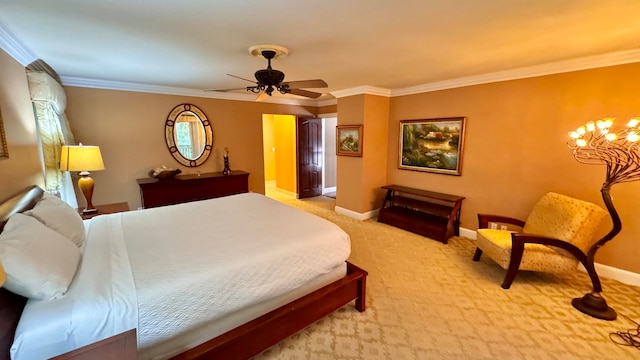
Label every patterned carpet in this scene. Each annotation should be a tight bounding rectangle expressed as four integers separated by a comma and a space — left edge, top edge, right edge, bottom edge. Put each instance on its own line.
256, 193, 640, 359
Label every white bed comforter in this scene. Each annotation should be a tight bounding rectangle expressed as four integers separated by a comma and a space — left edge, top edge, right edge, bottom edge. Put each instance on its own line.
11, 193, 351, 360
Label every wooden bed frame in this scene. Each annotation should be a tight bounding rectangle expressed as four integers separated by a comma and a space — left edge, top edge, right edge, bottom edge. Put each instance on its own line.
0, 185, 368, 360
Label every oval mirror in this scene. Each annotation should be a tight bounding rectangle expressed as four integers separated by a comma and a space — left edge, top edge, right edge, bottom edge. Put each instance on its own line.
165, 104, 213, 167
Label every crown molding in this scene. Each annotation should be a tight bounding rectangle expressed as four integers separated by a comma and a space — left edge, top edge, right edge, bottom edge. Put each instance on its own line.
60, 76, 319, 106
391, 48, 640, 97
0, 18, 37, 66
316, 98, 337, 107
331, 86, 391, 99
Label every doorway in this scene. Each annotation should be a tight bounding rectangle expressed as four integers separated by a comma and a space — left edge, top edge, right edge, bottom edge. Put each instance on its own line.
262, 114, 337, 200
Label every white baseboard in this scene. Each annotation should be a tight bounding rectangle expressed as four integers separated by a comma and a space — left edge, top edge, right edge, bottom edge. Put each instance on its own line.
334, 206, 379, 220
462, 227, 640, 287
459, 227, 477, 240
577, 262, 640, 288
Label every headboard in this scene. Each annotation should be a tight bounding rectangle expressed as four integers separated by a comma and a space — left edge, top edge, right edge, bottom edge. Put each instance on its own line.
0, 185, 44, 232
0, 185, 44, 360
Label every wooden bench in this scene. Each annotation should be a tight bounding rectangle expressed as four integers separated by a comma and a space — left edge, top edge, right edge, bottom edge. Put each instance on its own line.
377, 185, 465, 244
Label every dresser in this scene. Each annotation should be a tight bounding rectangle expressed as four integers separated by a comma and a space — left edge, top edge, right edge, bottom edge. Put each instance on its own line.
136, 171, 249, 208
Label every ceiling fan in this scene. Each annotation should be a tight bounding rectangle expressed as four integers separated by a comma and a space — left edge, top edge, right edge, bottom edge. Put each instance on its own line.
206, 47, 328, 100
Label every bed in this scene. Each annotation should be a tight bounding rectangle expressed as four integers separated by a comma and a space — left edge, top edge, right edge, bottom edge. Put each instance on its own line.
0, 185, 367, 360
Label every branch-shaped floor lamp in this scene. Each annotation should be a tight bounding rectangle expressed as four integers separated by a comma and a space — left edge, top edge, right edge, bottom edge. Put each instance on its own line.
567, 117, 640, 320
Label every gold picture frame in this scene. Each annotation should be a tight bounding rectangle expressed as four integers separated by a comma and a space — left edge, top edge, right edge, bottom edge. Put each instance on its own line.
336, 125, 363, 157
0, 108, 8, 159
398, 117, 466, 175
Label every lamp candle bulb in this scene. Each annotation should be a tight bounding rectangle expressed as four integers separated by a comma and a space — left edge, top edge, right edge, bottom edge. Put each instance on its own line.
604, 117, 615, 128
626, 132, 639, 142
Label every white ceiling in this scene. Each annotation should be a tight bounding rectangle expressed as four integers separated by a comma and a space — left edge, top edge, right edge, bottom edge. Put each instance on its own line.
2, 0, 640, 103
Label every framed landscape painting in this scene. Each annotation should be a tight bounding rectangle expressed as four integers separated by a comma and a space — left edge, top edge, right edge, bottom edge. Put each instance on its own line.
398, 117, 466, 175
336, 125, 363, 157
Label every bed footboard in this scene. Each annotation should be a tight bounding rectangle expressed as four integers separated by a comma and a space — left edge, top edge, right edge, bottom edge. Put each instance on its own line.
171, 261, 368, 360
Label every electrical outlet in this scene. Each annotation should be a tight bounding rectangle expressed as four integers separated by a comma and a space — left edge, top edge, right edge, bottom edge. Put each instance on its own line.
500, 225, 508, 230
489, 222, 497, 230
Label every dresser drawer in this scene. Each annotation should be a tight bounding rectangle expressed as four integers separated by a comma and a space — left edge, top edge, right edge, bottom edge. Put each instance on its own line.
137, 171, 249, 208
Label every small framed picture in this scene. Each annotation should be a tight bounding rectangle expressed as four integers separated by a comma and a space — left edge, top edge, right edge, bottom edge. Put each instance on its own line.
336, 125, 363, 157
399, 117, 466, 175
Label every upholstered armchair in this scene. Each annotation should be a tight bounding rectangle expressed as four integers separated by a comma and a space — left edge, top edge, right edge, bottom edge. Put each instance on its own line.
473, 192, 608, 289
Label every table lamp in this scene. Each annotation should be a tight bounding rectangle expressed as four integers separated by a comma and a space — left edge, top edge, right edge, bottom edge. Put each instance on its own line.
60, 144, 105, 214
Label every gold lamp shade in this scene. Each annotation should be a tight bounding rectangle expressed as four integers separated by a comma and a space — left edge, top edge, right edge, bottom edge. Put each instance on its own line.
60, 144, 105, 214
60, 145, 105, 172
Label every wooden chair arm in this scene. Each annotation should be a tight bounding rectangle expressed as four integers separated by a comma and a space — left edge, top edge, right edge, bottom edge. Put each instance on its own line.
510, 233, 602, 292
510, 233, 586, 262
477, 214, 525, 228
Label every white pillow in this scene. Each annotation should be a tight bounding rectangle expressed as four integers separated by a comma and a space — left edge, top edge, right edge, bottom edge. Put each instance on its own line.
25, 192, 85, 246
0, 213, 81, 300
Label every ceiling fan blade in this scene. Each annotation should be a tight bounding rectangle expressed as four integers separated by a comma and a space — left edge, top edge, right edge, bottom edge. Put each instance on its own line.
255, 91, 269, 102
204, 87, 249, 92
288, 88, 323, 99
282, 79, 328, 89
227, 73, 257, 84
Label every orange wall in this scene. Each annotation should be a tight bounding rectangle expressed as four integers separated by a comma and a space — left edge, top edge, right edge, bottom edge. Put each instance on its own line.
387, 63, 640, 274
273, 114, 297, 193
317, 104, 337, 115
336, 94, 390, 213
262, 115, 276, 182
336, 96, 366, 211
361, 95, 390, 211
0, 49, 43, 198
64, 87, 315, 209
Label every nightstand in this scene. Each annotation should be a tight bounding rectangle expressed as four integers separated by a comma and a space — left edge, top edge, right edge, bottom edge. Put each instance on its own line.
78, 202, 130, 220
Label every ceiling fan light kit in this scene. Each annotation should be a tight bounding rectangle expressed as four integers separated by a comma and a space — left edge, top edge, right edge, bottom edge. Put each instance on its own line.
207, 44, 328, 100
248, 44, 289, 58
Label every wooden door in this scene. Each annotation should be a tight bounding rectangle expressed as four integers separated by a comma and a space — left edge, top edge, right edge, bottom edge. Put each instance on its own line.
297, 117, 323, 199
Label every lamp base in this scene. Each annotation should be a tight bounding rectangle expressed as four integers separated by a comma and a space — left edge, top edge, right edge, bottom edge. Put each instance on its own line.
81, 208, 98, 214
571, 292, 617, 321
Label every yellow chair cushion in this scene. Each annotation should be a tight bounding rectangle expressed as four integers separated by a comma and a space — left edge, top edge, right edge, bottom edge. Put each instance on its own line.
524, 192, 608, 254
476, 229, 578, 273
476, 192, 608, 275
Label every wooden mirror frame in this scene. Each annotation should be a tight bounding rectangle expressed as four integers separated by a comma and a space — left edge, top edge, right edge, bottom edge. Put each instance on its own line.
165, 104, 213, 167
0, 108, 8, 159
